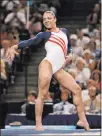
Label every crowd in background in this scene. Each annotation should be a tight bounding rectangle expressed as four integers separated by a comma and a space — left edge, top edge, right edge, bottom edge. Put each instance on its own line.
0, 0, 101, 115
0, 0, 59, 95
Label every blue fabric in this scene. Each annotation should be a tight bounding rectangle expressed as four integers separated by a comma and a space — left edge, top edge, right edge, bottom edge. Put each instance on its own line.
1, 127, 100, 136
18, 29, 72, 54
5, 114, 101, 128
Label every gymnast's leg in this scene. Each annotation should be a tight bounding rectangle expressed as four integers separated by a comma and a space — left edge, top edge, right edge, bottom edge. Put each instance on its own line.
54, 69, 90, 131
35, 59, 52, 131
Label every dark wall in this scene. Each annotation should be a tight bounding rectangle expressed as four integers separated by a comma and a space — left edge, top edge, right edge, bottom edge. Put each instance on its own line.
0, 102, 24, 129
58, 0, 75, 16
0, 103, 8, 129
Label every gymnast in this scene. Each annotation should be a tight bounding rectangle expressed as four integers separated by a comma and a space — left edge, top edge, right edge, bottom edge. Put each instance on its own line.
6, 11, 90, 131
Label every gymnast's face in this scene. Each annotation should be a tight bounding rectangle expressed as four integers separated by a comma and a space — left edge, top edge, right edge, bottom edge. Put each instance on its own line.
43, 12, 56, 30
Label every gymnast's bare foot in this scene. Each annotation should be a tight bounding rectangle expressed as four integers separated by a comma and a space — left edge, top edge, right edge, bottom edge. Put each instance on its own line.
35, 125, 44, 131
77, 120, 90, 131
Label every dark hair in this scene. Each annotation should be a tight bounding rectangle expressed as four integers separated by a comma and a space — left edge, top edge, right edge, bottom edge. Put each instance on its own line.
28, 91, 37, 98
44, 10, 56, 17
91, 69, 101, 82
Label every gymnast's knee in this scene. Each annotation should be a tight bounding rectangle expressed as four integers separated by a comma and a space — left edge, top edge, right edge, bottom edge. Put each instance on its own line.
39, 76, 51, 89
38, 77, 51, 100
38, 91, 48, 101
74, 85, 81, 96
73, 85, 82, 105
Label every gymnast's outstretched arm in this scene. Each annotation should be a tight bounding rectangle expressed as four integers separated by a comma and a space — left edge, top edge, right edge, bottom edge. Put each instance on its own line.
6, 32, 45, 60
18, 32, 44, 49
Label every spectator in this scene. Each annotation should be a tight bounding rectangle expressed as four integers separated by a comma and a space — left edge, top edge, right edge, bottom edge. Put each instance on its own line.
74, 57, 91, 89
88, 38, 101, 59
83, 49, 93, 67
87, 3, 100, 28
1, 36, 19, 85
19, 25, 30, 41
11, 26, 20, 40
96, 94, 101, 103
53, 86, 76, 114
0, 59, 7, 80
68, 69, 76, 79
28, 12, 42, 36
76, 30, 90, 50
1, 39, 16, 85
87, 79, 97, 89
1, 0, 20, 13
81, 25, 100, 38
30, 12, 42, 23
70, 34, 83, 60
95, 37, 101, 51
0, 59, 8, 95
30, 21, 42, 36
1, 29, 7, 42
6, 31, 20, 58
21, 90, 37, 114
91, 69, 101, 93
96, 58, 101, 70
84, 86, 101, 114
4, 5, 26, 29
88, 59, 97, 73
6, 31, 19, 46
1, 40, 12, 66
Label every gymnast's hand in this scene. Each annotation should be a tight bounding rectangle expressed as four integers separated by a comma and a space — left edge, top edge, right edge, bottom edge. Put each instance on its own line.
62, 54, 73, 68
6, 45, 19, 61
65, 54, 72, 64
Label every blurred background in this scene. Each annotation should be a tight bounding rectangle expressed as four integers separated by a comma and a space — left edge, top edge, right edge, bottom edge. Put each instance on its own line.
0, 0, 101, 130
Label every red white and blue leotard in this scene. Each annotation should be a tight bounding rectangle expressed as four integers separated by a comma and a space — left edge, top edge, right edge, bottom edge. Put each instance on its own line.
18, 28, 72, 74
